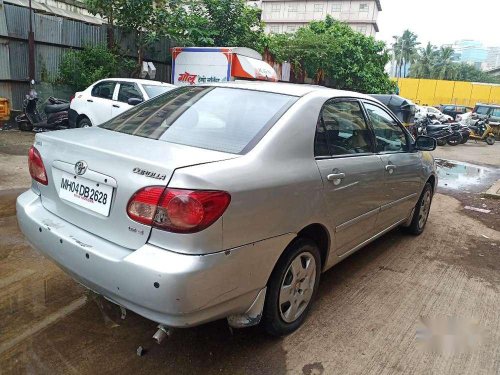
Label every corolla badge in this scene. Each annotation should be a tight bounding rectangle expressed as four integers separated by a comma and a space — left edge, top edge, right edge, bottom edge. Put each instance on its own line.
74, 161, 88, 175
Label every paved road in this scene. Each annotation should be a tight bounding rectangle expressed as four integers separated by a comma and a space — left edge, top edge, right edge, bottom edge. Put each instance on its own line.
0, 130, 499, 374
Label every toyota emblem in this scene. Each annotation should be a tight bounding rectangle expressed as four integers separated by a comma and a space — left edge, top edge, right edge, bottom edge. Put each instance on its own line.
74, 161, 88, 175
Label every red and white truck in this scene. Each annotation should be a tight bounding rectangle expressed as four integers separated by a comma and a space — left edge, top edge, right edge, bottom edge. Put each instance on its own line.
171, 47, 278, 86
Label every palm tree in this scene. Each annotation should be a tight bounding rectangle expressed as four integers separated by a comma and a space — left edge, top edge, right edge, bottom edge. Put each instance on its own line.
399, 30, 420, 78
392, 36, 403, 78
410, 42, 437, 78
433, 46, 456, 80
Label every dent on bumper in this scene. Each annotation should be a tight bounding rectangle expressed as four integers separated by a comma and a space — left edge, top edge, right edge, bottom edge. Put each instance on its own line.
16, 190, 293, 327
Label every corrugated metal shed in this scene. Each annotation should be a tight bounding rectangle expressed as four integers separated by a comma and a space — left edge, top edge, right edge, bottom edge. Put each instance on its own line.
34, 13, 63, 44
0, 38, 10, 80
62, 18, 105, 48
8, 40, 29, 80
4, 4, 29, 38
35, 44, 67, 81
0, 2, 8, 37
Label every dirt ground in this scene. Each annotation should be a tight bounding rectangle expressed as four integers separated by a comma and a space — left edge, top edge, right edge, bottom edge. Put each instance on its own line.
0, 129, 499, 374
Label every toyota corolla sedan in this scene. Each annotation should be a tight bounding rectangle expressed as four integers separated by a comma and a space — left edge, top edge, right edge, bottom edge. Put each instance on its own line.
17, 82, 437, 337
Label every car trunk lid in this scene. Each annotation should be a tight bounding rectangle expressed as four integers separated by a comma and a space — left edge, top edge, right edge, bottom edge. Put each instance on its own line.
34, 127, 237, 250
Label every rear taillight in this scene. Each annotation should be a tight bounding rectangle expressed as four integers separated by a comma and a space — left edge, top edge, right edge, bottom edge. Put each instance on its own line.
28, 146, 48, 185
127, 187, 231, 233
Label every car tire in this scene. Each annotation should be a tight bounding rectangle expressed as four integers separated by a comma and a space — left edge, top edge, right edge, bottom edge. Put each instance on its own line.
78, 117, 92, 128
18, 121, 33, 132
404, 182, 433, 236
263, 238, 321, 337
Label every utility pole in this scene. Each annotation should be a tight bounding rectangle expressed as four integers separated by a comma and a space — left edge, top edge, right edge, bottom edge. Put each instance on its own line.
28, 0, 35, 83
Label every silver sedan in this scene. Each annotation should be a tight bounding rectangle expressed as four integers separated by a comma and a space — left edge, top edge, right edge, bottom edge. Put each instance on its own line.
17, 82, 437, 336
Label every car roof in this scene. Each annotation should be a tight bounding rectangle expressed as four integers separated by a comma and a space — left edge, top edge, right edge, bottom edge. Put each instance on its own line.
202, 81, 377, 100
97, 78, 174, 86
475, 103, 500, 108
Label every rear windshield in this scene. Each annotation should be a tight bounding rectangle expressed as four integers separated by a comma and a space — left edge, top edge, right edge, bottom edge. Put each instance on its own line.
143, 84, 174, 98
101, 86, 296, 154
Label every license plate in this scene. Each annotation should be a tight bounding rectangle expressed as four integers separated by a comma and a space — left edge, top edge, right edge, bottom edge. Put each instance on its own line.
59, 172, 113, 216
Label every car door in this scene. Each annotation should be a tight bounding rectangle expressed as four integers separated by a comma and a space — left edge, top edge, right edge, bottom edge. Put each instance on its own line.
314, 99, 386, 256
88, 81, 117, 125
111, 82, 144, 119
363, 101, 423, 231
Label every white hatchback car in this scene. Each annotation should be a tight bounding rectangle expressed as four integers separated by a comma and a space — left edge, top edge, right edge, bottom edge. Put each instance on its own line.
69, 79, 175, 128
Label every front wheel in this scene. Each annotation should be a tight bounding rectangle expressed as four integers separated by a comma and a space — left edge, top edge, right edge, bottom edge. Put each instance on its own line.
486, 136, 495, 145
437, 139, 447, 146
460, 135, 469, 144
263, 238, 321, 336
447, 133, 462, 146
404, 183, 433, 236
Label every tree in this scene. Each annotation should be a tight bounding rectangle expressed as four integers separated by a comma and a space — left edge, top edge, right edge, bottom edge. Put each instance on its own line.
392, 30, 419, 78
265, 17, 396, 94
58, 44, 134, 91
432, 46, 456, 80
183, 0, 264, 49
410, 42, 437, 78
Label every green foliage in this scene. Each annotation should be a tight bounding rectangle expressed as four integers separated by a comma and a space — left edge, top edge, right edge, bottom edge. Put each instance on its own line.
265, 17, 396, 94
409, 41, 500, 84
58, 45, 133, 91
391, 30, 420, 78
181, 0, 264, 49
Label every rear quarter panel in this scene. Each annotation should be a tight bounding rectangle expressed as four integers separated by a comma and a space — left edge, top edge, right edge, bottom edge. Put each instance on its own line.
157, 94, 331, 253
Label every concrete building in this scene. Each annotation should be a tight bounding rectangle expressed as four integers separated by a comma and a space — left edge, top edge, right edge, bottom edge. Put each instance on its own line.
257, 0, 381, 36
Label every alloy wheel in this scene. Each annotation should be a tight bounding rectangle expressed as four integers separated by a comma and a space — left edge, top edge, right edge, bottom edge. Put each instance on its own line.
279, 252, 317, 323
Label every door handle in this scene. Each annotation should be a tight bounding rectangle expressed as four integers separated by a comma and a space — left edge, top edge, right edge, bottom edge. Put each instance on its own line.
385, 165, 396, 174
112, 104, 120, 108
87, 99, 93, 103
327, 173, 346, 182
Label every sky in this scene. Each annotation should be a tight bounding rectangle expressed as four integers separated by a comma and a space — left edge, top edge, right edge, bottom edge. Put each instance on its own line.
376, 0, 500, 48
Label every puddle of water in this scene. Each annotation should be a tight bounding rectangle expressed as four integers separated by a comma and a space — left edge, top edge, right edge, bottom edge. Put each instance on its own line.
435, 159, 499, 192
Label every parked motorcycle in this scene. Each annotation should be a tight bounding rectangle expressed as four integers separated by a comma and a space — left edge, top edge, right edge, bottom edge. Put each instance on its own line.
468, 118, 496, 145
15, 87, 70, 132
415, 114, 462, 146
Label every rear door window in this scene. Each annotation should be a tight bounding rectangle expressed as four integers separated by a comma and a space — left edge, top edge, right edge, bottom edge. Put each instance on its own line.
91, 81, 116, 100
101, 86, 297, 154
315, 100, 374, 156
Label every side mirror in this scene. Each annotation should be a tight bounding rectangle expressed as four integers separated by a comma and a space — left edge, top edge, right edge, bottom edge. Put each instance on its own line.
415, 136, 436, 151
128, 97, 143, 106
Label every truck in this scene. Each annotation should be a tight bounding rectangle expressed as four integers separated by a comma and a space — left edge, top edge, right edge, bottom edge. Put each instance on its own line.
171, 47, 278, 86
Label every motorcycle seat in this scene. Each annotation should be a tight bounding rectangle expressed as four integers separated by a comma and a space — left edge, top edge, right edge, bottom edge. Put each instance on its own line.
426, 124, 449, 131
45, 102, 70, 114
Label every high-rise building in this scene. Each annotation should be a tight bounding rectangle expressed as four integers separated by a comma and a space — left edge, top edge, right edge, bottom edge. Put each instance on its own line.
485, 47, 500, 71
255, 1, 382, 36
451, 40, 488, 70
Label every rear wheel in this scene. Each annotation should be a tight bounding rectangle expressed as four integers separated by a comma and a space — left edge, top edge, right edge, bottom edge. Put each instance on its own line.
263, 238, 321, 336
436, 139, 446, 146
405, 183, 433, 236
18, 121, 33, 132
486, 136, 495, 145
78, 117, 92, 128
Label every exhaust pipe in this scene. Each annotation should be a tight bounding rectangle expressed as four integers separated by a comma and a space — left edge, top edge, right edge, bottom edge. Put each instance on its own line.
152, 324, 171, 344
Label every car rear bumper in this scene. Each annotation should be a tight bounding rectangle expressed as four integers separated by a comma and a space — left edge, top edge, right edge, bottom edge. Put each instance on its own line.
16, 189, 292, 328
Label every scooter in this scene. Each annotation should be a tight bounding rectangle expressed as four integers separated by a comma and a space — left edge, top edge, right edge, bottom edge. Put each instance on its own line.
468, 118, 496, 145
15, 86, 70, 132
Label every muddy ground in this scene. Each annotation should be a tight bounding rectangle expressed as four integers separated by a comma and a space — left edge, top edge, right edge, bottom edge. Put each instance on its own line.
0, 129, 499, 374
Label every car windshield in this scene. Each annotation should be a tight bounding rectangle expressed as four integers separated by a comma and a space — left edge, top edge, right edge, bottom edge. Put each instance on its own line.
475, 106, 490, 115
101, 86, 297, 154
142, 84, 174, 98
